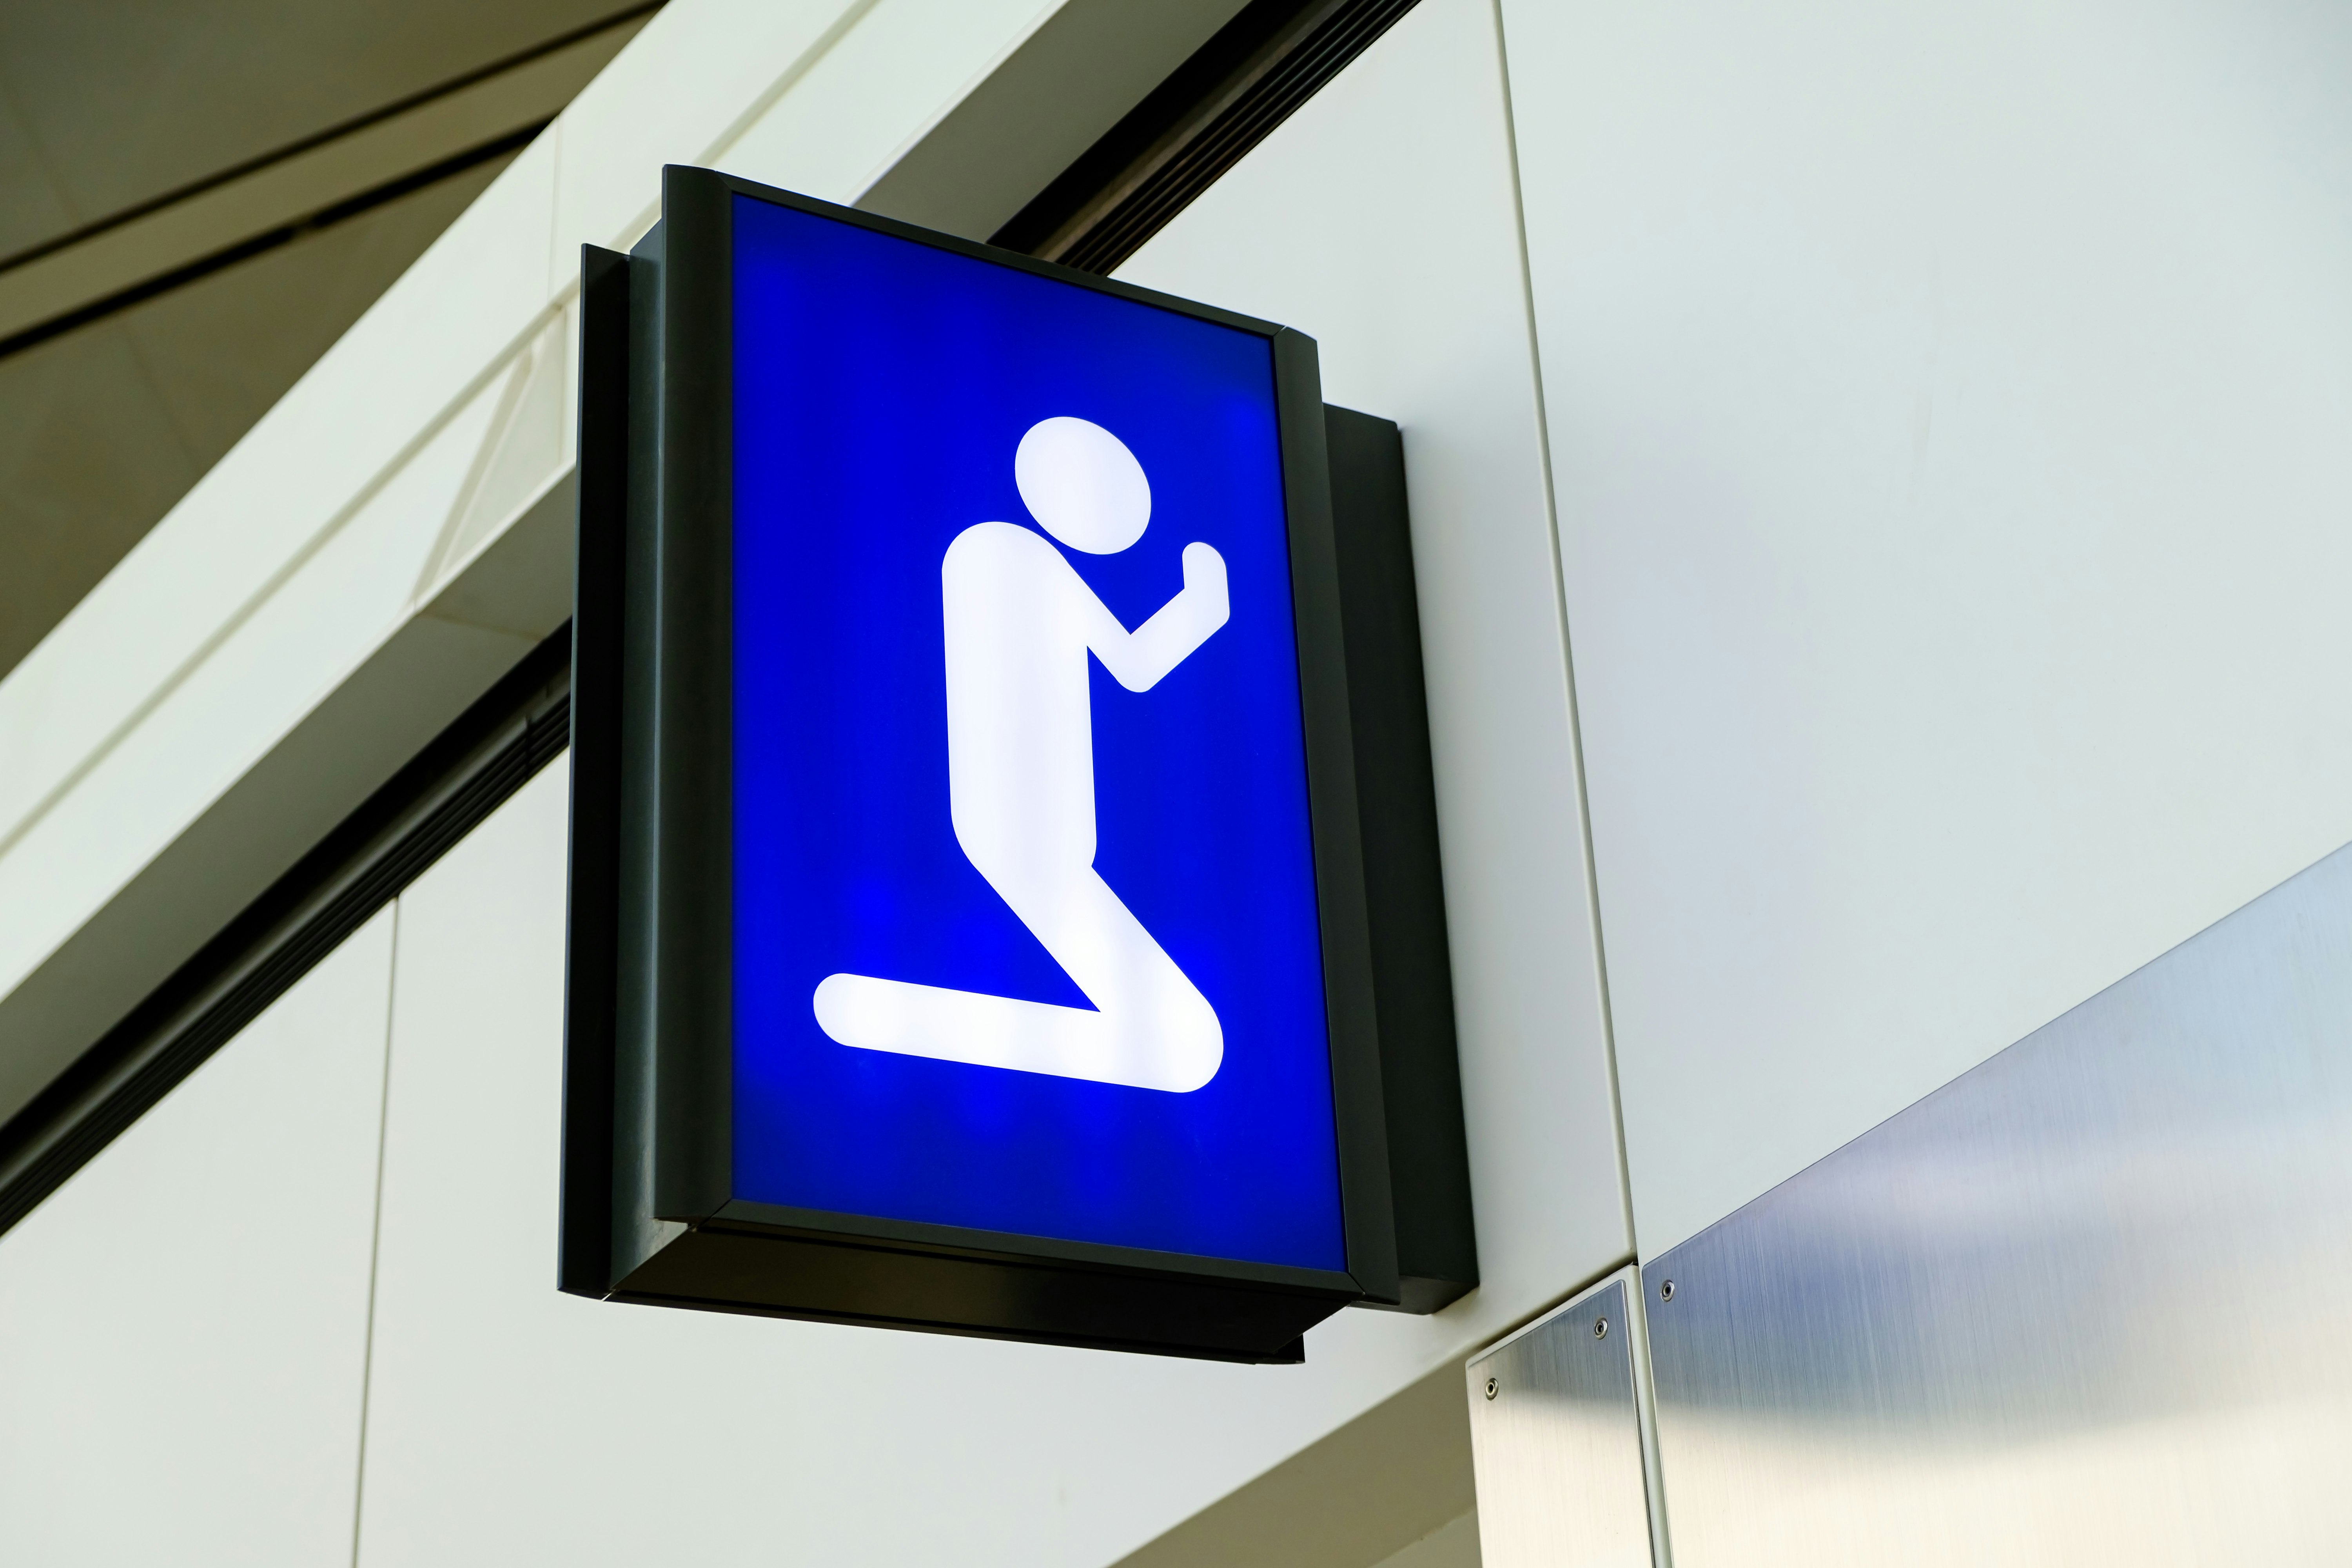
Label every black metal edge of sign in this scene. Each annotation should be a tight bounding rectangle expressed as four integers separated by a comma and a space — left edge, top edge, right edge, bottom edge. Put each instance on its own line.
559, 241, 630, 1305
561, 165, 1475, 1358
1322, 407, 1477, 1313
1265, 321, 1401, 1312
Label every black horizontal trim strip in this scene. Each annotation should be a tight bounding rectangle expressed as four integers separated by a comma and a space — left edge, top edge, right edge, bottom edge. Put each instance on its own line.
992, 0, 1421, 276
0, 1, 661, 279
0, 122, 546, 363
0, 630, 573, 1241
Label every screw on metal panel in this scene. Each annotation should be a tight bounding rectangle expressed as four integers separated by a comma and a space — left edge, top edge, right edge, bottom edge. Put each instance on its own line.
1484, 1376, 1499, 1400
1593, 1317, 1609, 1339
1659, 1279, 1677, 1302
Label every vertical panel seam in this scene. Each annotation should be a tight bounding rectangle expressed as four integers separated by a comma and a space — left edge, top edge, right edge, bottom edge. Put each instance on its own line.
347, 900, 401, 1568
1479, 0, 1637, 1253
1483, 6, 1674, 1559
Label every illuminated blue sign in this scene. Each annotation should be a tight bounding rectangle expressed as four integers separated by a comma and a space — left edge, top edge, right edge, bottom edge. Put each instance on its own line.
563, 167, 1473, 1362
730, 196, 1344, 1270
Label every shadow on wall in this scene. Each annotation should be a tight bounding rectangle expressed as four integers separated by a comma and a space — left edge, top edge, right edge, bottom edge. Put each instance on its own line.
1113, 1363, 1477, 1568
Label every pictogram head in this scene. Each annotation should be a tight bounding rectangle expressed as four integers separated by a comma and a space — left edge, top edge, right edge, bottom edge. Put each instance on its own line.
1015, 416, 1150, 554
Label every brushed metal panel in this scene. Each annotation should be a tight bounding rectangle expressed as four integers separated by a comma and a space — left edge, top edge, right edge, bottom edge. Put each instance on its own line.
1646, 843, 2352, 1566
1467, 1274, 1654, 1568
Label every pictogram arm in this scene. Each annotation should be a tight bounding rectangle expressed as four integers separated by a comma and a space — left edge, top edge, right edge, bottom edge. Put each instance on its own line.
1087, 543, 1229, 691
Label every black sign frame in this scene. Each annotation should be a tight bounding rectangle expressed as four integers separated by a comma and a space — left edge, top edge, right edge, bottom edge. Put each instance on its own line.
561, 165, 1470, 1361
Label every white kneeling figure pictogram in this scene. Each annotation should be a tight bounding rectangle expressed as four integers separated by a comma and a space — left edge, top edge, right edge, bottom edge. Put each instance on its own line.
813, 416, 1230, 1092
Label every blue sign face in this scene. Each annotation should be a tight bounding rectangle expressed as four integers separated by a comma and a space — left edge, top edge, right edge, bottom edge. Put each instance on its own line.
730, 197, 1345, 1272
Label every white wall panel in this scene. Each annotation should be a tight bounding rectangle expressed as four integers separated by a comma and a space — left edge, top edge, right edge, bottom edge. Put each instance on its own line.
0, 909, 394, 1566
1499, 0, 2352, 1253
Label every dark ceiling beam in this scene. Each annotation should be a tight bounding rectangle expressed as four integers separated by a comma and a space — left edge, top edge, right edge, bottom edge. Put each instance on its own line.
0, 4, 659, 361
